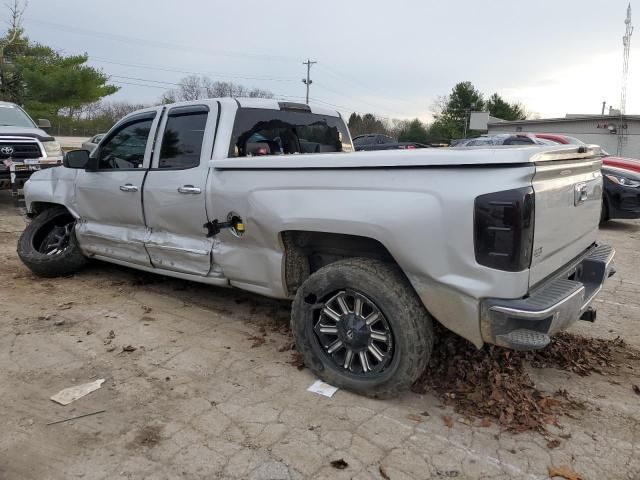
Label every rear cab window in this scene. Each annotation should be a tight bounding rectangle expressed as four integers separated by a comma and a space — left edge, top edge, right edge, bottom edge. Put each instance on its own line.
228, 107, 352, 157
158, 105, 208, 169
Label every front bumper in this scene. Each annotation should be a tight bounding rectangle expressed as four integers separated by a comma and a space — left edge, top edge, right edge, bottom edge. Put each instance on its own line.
481, 244, 615, 350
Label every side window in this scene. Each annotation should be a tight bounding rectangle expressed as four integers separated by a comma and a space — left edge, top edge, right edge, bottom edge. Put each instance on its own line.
97, 118, 153, 169
229, 108, 353, 157
158, 107, 208, 169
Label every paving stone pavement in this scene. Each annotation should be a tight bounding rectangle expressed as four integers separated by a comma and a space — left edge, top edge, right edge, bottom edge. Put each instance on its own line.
0, 192, 638, 479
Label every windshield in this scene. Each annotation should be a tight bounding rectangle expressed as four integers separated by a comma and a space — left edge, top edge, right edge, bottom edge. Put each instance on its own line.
0, 104, 36, 128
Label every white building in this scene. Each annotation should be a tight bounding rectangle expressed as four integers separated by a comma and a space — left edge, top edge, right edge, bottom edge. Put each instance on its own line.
487, 114, 640, 158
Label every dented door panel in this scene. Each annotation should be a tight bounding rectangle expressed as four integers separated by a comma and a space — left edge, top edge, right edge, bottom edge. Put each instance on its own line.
73, 108, 162, 266
143, 103, 218, 276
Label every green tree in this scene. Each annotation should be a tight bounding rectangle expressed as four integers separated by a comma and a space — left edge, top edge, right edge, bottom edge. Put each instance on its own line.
0, 10, 118, 118
398, 118, 429, 143
486, 93, 526, 121
429, 81, 486, 141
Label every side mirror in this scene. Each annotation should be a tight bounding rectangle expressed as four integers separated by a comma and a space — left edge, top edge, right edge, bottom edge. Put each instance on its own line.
63, 149, 91, 169
37, 118, 51, 129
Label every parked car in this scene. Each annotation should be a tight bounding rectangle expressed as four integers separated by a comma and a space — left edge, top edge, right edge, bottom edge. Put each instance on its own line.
452, 133, 551, 147
523, 132, 640, 221
0, 100, 63, 192
18, 98, 614, 396
352, 133, 429, 151
601, 165, 640, 222
81, 133, 105, 153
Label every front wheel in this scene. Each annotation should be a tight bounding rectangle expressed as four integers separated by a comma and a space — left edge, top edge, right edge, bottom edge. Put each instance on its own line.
291, 258, 433, 398
17, 206, 87, 277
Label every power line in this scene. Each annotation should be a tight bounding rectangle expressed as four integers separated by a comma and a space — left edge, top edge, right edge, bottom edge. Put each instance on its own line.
90, 57, 297, 83
25, 18, 297, 63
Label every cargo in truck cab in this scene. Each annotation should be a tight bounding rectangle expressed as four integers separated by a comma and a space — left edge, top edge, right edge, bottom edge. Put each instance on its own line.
17, 98, 615, 397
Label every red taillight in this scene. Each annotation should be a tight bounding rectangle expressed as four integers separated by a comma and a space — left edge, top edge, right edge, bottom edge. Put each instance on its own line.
256, 147, 268, 156
407, 145, 416, 149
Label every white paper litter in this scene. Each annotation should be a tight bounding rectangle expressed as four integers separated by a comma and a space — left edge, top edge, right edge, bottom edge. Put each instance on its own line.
307, 380, 338, 398
50, 379, 105, 406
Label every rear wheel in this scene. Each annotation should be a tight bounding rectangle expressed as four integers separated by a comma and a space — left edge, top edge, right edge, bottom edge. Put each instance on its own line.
17, 206, 87, 277
291, 258, 433, 398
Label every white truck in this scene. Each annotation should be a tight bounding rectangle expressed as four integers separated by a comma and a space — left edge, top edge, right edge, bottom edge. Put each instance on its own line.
17, 98, 615, 397
0, 101, 64, 197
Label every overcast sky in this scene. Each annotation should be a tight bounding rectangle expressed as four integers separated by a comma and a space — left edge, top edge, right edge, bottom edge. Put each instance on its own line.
18, 0, 639, 121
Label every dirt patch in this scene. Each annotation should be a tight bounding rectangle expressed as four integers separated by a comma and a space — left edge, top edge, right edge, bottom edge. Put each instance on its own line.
131, 425, 163, 448
412, 330, 639, 433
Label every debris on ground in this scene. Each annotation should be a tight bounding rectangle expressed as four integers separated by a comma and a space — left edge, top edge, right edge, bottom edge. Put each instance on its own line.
46, 409, 106, 426
548, 464, 584, 480
142, 305, 152, 313
248, 335, 266, 348
122, 345, 137, 352
308, 380, 338, 398
289, 351, 305, 370
57, 302, 74, 310
412, 330, 635, 433
50, 379, 105, 405
406, 413, 423, 422
379, 465, 391, 480
53, 319, 65, 326
442, 415, 454, 428
633, 384, 640, 395
330, 459, 348, 469
104, 330, 116, 345
132, 425, 163, 447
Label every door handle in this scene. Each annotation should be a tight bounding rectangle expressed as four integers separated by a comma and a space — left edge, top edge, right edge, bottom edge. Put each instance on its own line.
119, 184, 138, 192
177, 185, 201, 194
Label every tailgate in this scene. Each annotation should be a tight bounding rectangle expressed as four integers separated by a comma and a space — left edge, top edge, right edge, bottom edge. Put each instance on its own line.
529, 147, 603, 286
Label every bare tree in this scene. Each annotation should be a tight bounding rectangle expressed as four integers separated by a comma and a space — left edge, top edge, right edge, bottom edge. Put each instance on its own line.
161, 75, 274, 103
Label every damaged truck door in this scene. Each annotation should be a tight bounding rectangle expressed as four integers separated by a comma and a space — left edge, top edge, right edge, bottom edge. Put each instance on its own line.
142, 104, 217, 276
74, 109, 161, 266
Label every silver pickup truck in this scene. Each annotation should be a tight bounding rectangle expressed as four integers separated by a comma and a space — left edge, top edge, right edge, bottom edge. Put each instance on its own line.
17, 98, 615, 397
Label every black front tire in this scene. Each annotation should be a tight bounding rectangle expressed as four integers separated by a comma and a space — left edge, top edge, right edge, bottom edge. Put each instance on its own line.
17, 206, 87, 277
291, 258, 433, 398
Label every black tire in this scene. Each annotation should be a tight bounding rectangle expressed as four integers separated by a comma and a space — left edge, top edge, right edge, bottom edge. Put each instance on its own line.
17, 206, 87, 277
291, 257, 433, 398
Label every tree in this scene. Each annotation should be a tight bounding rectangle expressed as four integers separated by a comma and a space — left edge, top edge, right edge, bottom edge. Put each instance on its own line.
398, 118, 429, 144
486, 93, 526, 121
429, 81, 485, 141
0, 2, 118, 118
161, 75, 274, 103
347, 112, 388, 137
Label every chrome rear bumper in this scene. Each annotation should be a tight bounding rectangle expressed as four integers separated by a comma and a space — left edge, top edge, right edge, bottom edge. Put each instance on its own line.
481, 244, 615, 350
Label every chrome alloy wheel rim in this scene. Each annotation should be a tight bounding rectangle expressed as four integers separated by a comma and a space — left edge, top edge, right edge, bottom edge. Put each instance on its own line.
313, 290, 393, 376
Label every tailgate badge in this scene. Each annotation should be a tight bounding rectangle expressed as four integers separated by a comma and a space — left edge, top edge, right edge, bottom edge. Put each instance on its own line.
574, 183, 588, 206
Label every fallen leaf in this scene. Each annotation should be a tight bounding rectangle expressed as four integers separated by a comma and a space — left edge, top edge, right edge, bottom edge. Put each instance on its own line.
248, 335, 266, 348
330, 459, 348, 470
548, 465, 584, 480
57, 302, 74, 310
379, 465, 390, 480
479, 418, 492, 428
406, 413, 423, 422
633, 384, 640, 395
442, 415, 454, 428
420, 411, 430, 417
122, 345, 137, 352
547, 439, 561, 449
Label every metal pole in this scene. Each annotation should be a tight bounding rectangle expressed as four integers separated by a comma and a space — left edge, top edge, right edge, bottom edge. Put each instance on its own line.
302, 59, 316, 105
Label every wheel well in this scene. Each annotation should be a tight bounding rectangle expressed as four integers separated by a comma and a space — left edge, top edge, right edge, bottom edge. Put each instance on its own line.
281, 230, 396, 295
29, 202, 68, 218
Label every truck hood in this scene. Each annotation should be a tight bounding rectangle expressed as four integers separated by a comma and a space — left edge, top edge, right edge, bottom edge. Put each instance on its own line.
0, 126, 54, 141
212, 145, 602, 169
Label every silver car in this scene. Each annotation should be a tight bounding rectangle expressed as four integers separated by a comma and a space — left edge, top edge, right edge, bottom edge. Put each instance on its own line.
81, 133, 105, 153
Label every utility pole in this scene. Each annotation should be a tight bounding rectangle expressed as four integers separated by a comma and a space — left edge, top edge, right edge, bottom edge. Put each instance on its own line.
618, 3, 633, 155
302, 59, 317, 105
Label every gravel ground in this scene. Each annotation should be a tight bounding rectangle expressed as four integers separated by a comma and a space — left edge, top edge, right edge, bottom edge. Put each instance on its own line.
0, 190, 638, 480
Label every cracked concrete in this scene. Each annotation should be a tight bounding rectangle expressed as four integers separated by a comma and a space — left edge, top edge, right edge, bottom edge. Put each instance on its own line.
0, 191, 638, 480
